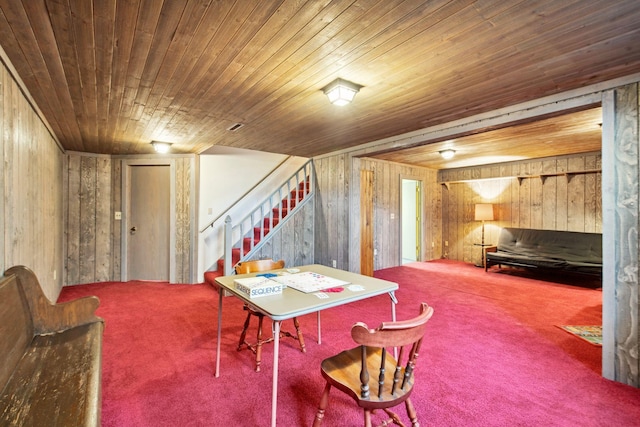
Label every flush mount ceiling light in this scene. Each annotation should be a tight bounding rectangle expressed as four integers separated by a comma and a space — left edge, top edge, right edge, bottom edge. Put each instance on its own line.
322, 78, 362, 106
151, 141, 171, 154
439, 149, 455, 160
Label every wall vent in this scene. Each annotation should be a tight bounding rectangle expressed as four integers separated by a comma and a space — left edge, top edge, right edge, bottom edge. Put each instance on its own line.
227, 123, 244, 131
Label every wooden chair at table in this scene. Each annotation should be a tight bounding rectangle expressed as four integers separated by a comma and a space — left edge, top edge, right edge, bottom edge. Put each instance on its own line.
312, 302, 434, 427
235, 259, 306, 372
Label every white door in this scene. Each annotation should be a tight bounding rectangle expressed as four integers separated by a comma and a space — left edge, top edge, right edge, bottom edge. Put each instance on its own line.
126, 165, 170, 281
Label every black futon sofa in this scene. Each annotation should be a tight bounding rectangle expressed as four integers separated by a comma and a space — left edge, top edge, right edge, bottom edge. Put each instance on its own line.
485, 227, 602, 276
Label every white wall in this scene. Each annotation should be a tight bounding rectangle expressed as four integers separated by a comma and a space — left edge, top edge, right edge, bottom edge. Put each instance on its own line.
197, 146, 308, 280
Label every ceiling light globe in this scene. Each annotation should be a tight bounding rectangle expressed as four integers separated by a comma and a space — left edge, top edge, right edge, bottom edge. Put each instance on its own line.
439, 149, 455, 160
152, 142, 171, 154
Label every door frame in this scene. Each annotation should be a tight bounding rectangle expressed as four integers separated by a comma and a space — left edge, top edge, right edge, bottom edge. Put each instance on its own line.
121, 159, 176, 282
360, 169, 375, 276
400, 177, 422, 264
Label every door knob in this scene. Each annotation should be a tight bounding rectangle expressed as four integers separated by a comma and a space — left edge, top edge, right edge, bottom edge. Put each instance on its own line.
130, 226, 137, 234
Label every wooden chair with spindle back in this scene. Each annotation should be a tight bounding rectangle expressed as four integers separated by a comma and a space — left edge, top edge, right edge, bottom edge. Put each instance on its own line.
235, 259, 306, 372
312, 302, 434, 427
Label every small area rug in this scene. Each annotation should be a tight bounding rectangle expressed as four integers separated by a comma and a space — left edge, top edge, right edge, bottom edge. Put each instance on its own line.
558, 325, 602, 346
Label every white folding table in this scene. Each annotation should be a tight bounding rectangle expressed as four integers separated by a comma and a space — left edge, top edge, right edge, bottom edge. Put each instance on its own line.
213, 264, 398, 427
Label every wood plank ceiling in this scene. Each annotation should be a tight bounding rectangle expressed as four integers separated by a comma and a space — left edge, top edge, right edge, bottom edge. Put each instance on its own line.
0, 0, 639, 168
370, 107, 603, 169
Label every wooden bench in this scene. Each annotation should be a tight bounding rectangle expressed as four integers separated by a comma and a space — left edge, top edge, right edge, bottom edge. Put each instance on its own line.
0, 265, 104, 426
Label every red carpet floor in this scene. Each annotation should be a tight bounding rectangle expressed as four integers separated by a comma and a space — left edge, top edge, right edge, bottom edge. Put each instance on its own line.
59, 260, 640, 426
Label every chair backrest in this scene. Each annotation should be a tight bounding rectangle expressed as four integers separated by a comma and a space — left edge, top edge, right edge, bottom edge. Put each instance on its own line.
235, 259, 285, 274
350, 302, 434, 400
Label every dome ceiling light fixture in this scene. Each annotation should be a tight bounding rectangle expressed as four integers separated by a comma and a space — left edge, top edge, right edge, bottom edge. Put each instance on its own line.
322, 78, 362, 106
151, 141, 172, 154
439, 149, 456, 160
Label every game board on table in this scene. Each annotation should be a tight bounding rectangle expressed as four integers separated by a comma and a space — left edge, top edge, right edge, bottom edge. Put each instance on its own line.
271, 271, 350, 293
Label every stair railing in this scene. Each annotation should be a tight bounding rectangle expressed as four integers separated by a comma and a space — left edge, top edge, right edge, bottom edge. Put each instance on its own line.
223, 160, 314, 275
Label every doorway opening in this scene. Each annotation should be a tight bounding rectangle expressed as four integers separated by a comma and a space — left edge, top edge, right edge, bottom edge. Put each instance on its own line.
401, 179, 421, 264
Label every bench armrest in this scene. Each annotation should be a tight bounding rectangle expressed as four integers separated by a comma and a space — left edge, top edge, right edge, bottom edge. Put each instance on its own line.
5, 266, 103, 335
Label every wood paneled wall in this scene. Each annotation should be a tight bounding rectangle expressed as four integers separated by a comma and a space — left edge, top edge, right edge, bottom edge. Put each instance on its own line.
65, 154, 113, 285
174, 157, 193, 283
65, 154, 196, 285
439, 153, 602, 264
602, 83, 639, 387
1, 54, 65, 301
314, 155, 440, 272
314, 153, 350, 270
315, 150, 602, 270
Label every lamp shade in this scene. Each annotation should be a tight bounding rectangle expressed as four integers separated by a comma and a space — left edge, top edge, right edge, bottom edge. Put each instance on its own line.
475, 203, 494, 221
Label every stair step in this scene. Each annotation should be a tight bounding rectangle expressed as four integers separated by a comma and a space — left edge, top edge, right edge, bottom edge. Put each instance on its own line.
299, 180, 311, 190
281, 198, 297, 208
243, 237, 258, 252
264, 217, 280, 228
254, 226, 270, 239
278, 186, 308, 209
289, 189, 306, 202
272, 207, 290, 218
216, 248, 242, 273
203, 270, 221, 284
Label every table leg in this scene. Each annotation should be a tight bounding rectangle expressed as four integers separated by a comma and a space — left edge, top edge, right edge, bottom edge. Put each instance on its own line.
389, 290, 398, 321
389, 291, 398, 358
271, 320, 281, 427
215, 289, 223, 377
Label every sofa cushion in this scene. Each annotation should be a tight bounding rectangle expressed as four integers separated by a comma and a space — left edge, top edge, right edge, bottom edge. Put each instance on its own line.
486, 251, 567, 268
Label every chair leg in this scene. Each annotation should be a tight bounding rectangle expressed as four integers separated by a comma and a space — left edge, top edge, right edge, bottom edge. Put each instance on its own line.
364, 409, 372, 427
254, 314, 265, 372
313, 383, 331, 427
278, 318, 306, 352
292, 317, 306, 353
237, 310, 252, 351
405, 397, 419, 427
381, 408, 405, 426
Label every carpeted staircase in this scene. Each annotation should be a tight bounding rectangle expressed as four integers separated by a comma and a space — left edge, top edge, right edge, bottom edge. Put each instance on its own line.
204, 180, 310, 283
